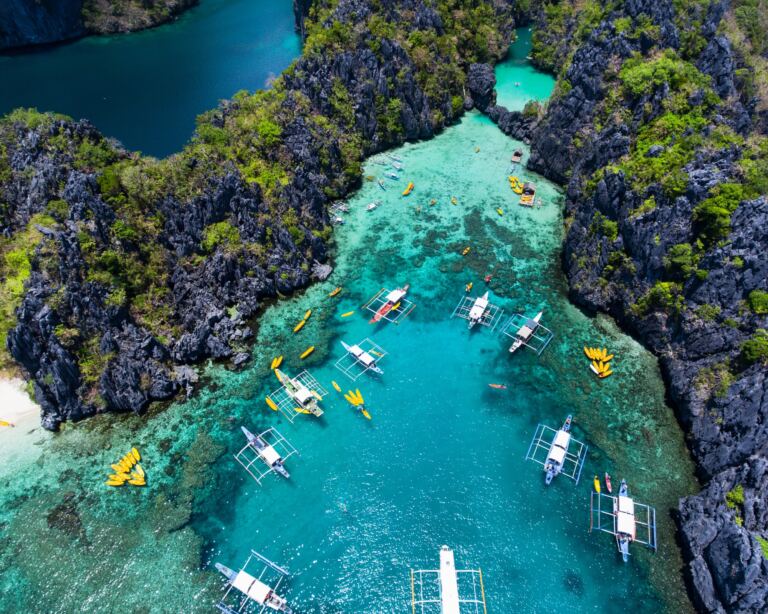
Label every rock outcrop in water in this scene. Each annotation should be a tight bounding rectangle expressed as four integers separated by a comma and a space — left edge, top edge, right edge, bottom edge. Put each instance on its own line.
0, 0, 515, 429
514, 0, 768, 610
0, 0, 198, 50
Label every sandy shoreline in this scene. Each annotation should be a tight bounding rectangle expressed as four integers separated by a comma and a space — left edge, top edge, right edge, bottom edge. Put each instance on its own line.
0, 377, 40, 428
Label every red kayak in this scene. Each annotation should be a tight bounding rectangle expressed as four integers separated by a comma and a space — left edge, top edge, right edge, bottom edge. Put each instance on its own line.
488, 383, 507, 390
604, 472, 613, 494
484, 274, 492, 283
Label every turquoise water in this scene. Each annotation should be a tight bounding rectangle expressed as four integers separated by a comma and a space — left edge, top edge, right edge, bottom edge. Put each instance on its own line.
494, 28, 556, 111
0, 27, 698, 614
0, 0, 300, 156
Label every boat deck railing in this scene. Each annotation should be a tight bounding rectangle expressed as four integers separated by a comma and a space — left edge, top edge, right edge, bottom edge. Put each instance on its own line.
410, 568, 487, 614
525, 423, 588, 484
362, 288, 416, 325
451, 295, 506, 331
216, 549, 290, 614
589, 491, 658, 553
334, 337, 387, 381
501, 313, 554, 356
234, 427, 298, 485
269, 370, 328, 422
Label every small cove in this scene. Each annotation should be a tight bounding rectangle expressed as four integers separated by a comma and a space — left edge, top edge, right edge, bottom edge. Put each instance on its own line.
0, 26, 699, 614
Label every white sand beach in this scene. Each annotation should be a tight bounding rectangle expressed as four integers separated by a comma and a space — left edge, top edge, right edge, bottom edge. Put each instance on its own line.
0, 377, 39, 428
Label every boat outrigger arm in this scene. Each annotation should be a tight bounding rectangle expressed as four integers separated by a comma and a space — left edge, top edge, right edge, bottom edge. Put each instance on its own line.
590, 480, 657, 562
451, 292, 506, 331
525, 416, 588, 485
335, 338, 387, 381
268, 369, 328, 423
410, 546, 487, 614
234, 426, 298, 485
215, 550, 293, 614
502, 312, 554, 356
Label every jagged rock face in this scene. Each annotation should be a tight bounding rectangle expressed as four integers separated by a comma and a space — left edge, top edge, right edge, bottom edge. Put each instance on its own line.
467, 63, 497, 112
0, 0, 85, 50
523, 0, 768, 610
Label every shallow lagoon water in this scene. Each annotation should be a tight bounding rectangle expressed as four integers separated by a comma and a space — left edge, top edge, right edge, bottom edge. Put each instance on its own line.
0, 27, 698, 614
495, 28, 556, 111
0, 0, 300, 156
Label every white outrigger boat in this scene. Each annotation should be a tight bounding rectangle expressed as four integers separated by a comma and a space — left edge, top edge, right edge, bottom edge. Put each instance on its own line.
616, 479, 635, 562
544, 415, 573, 485
385, 171, 399, 180
467, 292, 490, 329
274, 368, 323, 417
508, 311, 542, 353
370, 284, 409, 323
341, 340, 383, 375
215, 552, 293, 613
590, 478, 657, 562
366, 201, 378, 211
410, 546, 487, 613
241, 427, 289, 478
526, 415, 588, 485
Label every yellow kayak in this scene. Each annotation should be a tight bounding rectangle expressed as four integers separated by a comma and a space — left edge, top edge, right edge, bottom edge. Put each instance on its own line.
496, 208, 503, 216
128, 478, 146, 487
294, 319, 306, 333
593, 476, 601, 493
341, 311, 354, 318
583, 346, 592, 359
294, 407, 313, 415
513, 187, 523, 194
599, 370, 613, 379
332, 381, 342, 392
300, 346, 315, 359
361, 409, 372, 420
108, 473, 129, 482
604, 354, 614, 362
391, 301, 401, 311
402, 182, 414, 196
0, 419, 14, 427
329, 287, 342, 297
451, 196, 458, 205
304, 309, 312, 320
462, 247, 471, 256
131, 448, 141, 462
266, 396, 278, 411
111, 463, 126, 473
106, 480, 125, 487
270, 355, 283, 370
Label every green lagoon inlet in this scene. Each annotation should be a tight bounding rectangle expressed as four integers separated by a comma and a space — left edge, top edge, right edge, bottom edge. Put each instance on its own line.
0, 29, 698, 613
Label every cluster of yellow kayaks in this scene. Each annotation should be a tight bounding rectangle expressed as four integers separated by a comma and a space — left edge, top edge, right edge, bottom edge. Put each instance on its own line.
341, 387, 371, 420
106, 447, 146, 487
584, 346, 614, 378
508, 175, 524, 195
270, 355, 284, 370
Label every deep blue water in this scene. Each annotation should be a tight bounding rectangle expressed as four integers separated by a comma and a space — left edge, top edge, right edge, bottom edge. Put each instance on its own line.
0, 0, 300, 156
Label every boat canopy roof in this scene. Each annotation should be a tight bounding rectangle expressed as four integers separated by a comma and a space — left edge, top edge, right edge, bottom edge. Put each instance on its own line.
259, 445, 281, 466
617, 511, 636, 538
522, 182, 536, 193
294, 387, 313, 404
553, 429, 571, 450
618, 495, 635, 515
386, 288, 406, 302
232, 571, 272, 604
348, 344, 376, 366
